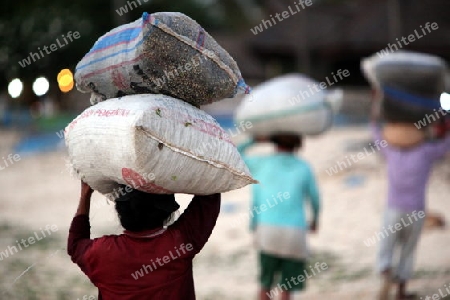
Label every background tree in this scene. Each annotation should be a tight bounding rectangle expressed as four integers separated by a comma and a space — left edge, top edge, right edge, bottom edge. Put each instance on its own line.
0, 0, 254, 101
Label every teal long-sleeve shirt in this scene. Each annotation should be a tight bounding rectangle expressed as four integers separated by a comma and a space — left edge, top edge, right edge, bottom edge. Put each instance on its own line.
237, 139, 320, 231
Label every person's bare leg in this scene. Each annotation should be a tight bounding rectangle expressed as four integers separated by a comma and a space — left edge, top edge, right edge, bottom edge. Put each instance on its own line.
260, 289, 271, 300
396, 281, 417, 299
379, 268, 392, 300
397, 282, 406, 299
280, 291, 290, 300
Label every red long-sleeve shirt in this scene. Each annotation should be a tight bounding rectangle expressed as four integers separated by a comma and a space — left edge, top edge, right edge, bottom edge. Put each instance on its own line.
67, 194, 221, 300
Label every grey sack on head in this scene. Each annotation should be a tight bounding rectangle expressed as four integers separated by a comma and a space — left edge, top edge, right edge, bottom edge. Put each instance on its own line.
361, 51, 447, 122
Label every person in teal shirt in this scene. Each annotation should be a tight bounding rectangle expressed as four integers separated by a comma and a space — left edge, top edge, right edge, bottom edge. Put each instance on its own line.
238, 134, 320, 300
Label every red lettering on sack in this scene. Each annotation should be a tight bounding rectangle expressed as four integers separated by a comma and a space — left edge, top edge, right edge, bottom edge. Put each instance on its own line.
122, 168, 173, 194
66, 108, 131, 132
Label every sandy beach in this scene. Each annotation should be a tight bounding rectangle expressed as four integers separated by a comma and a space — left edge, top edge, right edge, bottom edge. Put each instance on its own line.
0, 126, 449, 300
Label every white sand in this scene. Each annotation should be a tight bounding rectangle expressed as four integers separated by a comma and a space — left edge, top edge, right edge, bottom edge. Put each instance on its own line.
0, 126, 449, 300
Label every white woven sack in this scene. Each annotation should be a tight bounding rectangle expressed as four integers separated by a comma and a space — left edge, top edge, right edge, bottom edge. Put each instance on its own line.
65, 94, 256, 195
234, 74, 333, 136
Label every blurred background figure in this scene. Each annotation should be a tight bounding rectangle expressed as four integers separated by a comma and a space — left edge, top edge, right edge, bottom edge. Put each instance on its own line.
362, 51, 450, 300
371, 104, 450, 300
238, 134, 320, 300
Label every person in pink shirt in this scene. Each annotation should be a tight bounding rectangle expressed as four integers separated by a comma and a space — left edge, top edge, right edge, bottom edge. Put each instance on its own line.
371, 100, 450, 300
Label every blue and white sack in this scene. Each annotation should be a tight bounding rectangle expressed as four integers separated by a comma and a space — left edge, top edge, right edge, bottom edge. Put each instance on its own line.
75, 12, 250, 106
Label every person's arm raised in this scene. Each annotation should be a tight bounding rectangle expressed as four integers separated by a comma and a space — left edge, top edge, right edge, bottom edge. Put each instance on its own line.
76, 181, 94, 216
67, 181, 94, 269
170, 194, 221, 255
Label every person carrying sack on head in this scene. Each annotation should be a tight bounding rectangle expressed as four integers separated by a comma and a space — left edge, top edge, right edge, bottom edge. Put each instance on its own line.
238, 134, 320, 300
68, 182, 221, 300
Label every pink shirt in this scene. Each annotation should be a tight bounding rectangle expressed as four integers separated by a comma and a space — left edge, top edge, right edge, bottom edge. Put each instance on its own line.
372, 124, 450, 211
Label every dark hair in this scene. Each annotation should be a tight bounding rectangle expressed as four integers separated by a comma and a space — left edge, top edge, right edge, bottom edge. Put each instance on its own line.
114, 187, 178, 232
270, 133, 303, 151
